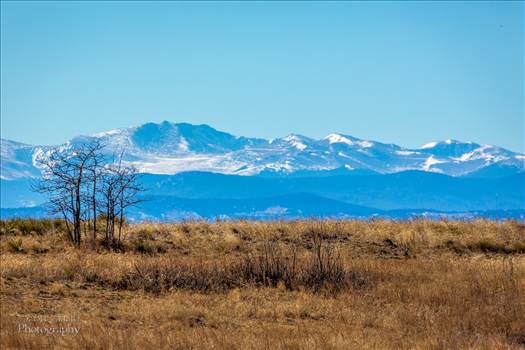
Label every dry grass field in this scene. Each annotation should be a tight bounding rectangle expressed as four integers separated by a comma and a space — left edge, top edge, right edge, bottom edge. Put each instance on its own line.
1, 219, 524, 349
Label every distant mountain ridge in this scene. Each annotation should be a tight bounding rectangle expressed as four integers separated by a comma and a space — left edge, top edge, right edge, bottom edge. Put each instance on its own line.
2, 170, 523, 211
2, 193, 524, 221
2, 121, 524, 180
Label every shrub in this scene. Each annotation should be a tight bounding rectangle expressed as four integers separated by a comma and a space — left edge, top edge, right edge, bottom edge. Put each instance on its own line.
31, 244, 48, 254
115, 237, 372, 295
134, 240, 164, 254
0, 218, 64, 236
468, 238, 525, 254
302, 242, 347, 293
7, 238, 24, 253
512, 242, 525, 253
116, 259, 241, 293
474, 238, 504, 253
240, 241, 298, 289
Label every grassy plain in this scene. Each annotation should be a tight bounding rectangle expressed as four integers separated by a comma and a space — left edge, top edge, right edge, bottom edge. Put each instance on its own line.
1, 219, 524, 349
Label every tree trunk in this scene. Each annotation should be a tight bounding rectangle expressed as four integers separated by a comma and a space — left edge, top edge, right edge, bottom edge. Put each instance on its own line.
62, 212, 73, 242
92, 176, 97, 241
118, 195, 124, 243
74, 184, 81, 246
105, 203, 110, 241
108, 201, 115, 242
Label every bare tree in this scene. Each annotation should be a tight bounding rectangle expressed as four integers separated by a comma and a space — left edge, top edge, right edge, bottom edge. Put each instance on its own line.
83, 140, 105, 241
100, 165, 119, 242
115, 165, 143, 243
34, 141, 103, 246
99, 152, 143, 244
33, 142, 143, 248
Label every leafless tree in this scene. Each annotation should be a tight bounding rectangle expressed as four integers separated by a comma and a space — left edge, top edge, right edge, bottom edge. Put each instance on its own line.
100, 164, 119, 242
116, 166, 142, 243
83, 140, 105, 240
34, 141, 101, 245
33, 141, 143, 247
100, 153, 143, 244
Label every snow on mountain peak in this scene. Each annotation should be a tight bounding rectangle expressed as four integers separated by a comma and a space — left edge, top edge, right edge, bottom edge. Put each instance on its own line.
421, 139, 474, 149
283, 134, 308, 150
324, 133, 374, 148
92, 129, 124, 138
1, 122, 524, 179
420, 141, 438, 149
324, 133, 356, 146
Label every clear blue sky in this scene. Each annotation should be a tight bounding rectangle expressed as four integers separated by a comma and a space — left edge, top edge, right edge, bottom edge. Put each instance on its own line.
1, 1, 523, 152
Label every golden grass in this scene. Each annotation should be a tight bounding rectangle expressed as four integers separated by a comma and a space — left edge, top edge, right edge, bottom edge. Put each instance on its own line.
1, 219, 524, 349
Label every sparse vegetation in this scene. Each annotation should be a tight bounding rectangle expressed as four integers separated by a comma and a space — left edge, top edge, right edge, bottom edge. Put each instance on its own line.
1, 219, 524, 349
0, 218, 64, 236
6, 238, 24, 253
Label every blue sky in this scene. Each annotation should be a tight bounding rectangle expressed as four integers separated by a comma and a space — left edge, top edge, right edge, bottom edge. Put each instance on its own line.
1, 1, 523, 152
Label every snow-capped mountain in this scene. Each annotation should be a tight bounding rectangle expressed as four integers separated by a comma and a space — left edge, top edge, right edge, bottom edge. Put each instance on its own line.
1, 121, 524, 180
1, 139, 47, 180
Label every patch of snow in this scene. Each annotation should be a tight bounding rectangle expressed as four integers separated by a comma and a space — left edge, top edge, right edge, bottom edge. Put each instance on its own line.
445, 139, 471, 145
32, 148, 45, 167
451, 145, 508, 164
127, 154, 246, 175
421, 139, 472, 149
390, 167, 415, 173
92, 129, 122, 138
283, 135, 307, 150
420, 141, 438, 149
396, 150, 419, 156
459, 150, 485, 162
293, 141, 307, 150
422, 156, 447, 171
324, 134, 355, 146
358, 141, 373, 148
263, 162, 294, 172
179, 137, 189, 151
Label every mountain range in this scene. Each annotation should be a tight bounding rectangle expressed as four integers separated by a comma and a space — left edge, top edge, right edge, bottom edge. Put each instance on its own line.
2, 120, 524, 179
1, 121, 524, 220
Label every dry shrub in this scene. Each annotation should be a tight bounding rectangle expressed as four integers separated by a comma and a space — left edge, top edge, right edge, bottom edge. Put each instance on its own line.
30, 243, 48, 254
116, 258, 241, 293
240, 241, 298, 289
6, 238, 24, 253
0, 218, 64, 236
115, 235, 372, 295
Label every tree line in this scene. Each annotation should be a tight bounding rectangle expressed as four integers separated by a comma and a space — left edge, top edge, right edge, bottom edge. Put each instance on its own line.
33, 140, 143, 246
